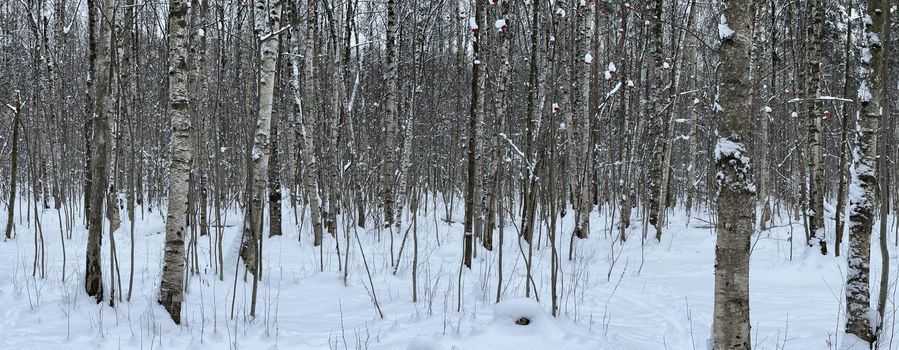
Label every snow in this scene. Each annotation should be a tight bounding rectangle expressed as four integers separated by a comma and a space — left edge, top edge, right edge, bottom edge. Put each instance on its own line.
839, 334, 871, 350
868, 32, 881, 47
583, 53, 593, 64
858, 81, 872, 102
0, 196, 896, 350
714, 137, 746, 162
408, 298, 598, 350
860, 47, 872, 64
494, 19, 507, 31
608, 62, 617, 72
469, 17, 479, 31
606, 81, 622, 97
718, 14, 735, 40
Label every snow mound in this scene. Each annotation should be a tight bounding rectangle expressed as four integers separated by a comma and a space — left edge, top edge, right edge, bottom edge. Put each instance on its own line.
840, 334, 871, 350
491, 298, 559, 332
407, 299, 598, 350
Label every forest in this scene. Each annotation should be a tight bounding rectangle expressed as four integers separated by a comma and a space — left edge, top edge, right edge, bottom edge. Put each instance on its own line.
0, 0, 896, 349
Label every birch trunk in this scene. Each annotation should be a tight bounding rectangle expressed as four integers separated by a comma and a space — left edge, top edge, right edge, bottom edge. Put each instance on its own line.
3, 94, 20, 239
267, 31, 283, 237
158, 0, 192, 324
85, 0, 116, 302
484, 0, 512, 250
195, 0, 210, 238
712, 0, 756, 348
83, 0, 97, 223
572, 0, 593, 239
833, 0, 854, 256
240, 0, 283, 273
463, 0, 484, 269
617, 4, 633, 242
648, 0, 665, 240
805, 0, 826, 255
520, 0, 543, 244
380, 0, 399, 229
835, 0, 855, 256
842, 0, 884, 346
293, 0, 323, 247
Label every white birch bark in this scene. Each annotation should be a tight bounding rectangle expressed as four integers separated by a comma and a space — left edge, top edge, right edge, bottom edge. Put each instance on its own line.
240, 0, 283, 271
712, 1, 756, 348
806, 0, 827, 255
158, 0, 192, 324
85, 0, 116, 302
380, 0, 399, 229
573, 1, 594, 239
293, 0, 324, 247
842, 0, 884, 346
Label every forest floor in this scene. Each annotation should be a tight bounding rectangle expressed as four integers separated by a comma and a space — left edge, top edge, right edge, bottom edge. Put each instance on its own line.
0, 198, 896, 349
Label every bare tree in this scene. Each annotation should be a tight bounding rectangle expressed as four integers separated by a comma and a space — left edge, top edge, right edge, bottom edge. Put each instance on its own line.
463, 0, 484, 269
158, 0, 192, 324
85, 0, 116, 302
240, 0, 283, 275
805, 0, 826, 255
712, 0, 756, 348
842, 0, 884, 346
3, 93, 21, 239
380, 0, 399, 230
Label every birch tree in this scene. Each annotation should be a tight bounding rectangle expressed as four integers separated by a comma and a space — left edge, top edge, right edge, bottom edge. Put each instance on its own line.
296, 0, 324, 248
240, 0, 283, 278
572, 0, 594, 239
85, 0, 116, 302
158, 0, 192, 324
805, 0, 826, 255
3, 92, 20, 239
380, 0, 399, 230
712, 0, 756, 348
463, 0, 484, 269
842, 0, 884, 346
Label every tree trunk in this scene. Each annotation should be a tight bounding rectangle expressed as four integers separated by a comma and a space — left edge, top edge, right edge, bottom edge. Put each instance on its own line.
463, 0, 484, 269
240, 0, 283, 276
572, 0, 594, 239
293, 0, 323, 247
85, 0, 116, 303
835, 0, 855, 256
380, 0, 399, 229
83, 0, 97, 223
712, 1, 756, 348
158, 0, 193, 324
648, 0, 665, 240
267, 33, 283, 237
805, 0, 826, 255
3, 93, 21, 239
843, 0, 884, 347
617, 3, 633, 242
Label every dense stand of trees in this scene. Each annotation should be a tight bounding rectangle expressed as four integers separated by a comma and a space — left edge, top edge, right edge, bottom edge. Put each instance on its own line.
0, 0, 896, 348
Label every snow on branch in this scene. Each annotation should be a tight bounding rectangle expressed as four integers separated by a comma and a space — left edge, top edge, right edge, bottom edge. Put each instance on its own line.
786, 96, 853, 103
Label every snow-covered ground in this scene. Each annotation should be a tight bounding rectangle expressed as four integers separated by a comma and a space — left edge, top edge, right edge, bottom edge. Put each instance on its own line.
0, 198, 896, 349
